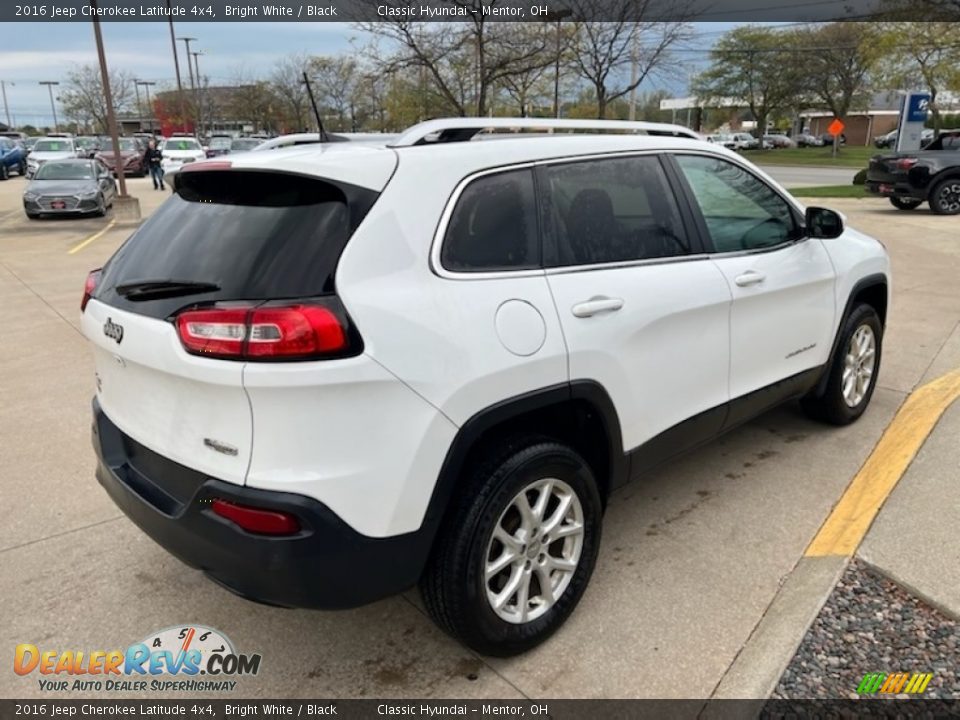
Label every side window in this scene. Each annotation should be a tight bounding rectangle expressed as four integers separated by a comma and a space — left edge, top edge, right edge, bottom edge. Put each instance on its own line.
540, 155, 690, 267
674, 154, 799, 253
441, 168, 539, 273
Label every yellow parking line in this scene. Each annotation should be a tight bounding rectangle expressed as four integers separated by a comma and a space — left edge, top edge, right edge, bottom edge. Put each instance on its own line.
806, 367, 960, 557
67, 220, 116, 255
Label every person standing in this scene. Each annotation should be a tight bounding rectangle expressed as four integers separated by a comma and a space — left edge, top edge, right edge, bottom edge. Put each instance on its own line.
144, 139, 164, 191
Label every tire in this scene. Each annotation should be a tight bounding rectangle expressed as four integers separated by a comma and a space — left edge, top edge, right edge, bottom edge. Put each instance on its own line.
889, 197, 923, 211
929, 178, 960, 215
0, 164, 8, 181
801, 304, 882, 425
17, 161, 27, 176
420, 437, 603, 657
94, 194, 107, 217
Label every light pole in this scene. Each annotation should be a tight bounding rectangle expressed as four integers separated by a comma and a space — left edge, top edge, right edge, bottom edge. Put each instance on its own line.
167, 1, 187, 132
137, 80, 156, 132
177, 36, 197, 130
1, 81, 12, 128
39, 81, 60, 133
547, 8, 572, 119
89, 0, 128, 200
133, 79, 143, 131
191, 50, 204, 136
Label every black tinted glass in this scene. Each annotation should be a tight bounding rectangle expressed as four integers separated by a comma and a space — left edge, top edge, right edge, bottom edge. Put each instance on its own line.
541, 155, 690, 266
441, 168, 539, 272
96, 171, 378, 319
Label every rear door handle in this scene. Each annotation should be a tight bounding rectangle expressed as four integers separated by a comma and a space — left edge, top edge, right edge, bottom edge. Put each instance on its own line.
734, 270, 766, 287
571, 296, 624, 318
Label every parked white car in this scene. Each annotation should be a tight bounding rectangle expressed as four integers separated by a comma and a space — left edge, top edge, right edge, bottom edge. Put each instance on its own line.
81, 117, 889, 657
25, 137, 80, 178
159, 137, 206, 175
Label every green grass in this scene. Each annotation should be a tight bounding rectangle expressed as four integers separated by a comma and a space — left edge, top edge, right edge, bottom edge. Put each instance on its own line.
787, 185, 871, 198
740, 146, 876, 168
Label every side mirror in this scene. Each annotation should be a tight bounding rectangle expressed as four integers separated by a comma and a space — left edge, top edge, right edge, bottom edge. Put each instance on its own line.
805, 206, 844, 239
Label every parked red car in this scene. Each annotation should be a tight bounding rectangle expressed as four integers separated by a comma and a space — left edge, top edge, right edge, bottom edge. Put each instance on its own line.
96, 137, 145, 177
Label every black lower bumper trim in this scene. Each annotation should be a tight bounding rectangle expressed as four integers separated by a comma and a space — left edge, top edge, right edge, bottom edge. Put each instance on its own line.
91, 398, 432, 609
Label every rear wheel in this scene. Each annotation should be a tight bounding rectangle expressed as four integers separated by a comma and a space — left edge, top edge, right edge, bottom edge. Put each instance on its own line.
0, 164, 8, 181
889, 197, 923, 211
420, 438, 602, 656
929, 178, 960, 215
17, 160, 27, 176
801, 304, 882, 425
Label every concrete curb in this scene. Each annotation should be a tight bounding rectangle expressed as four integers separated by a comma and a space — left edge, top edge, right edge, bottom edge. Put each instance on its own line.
710, 556, 848, 700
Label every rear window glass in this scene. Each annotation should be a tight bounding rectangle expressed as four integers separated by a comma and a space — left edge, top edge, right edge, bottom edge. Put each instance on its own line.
441, 168, 539, 272
96, 171, 378, 318
34, 140, 71, 152
165, 139, 201, 151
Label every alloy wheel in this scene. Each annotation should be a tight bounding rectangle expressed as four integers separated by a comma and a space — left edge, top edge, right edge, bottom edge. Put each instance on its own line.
484, 477, 584, 624
842, 324, 876, 407
936, 182, 960, 214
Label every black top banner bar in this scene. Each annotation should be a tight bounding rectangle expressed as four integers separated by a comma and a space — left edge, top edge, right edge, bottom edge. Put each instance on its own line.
2, 0, 932, 23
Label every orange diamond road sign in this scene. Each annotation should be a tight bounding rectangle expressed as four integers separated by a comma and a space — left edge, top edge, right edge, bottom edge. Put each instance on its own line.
828, 118, 845, 136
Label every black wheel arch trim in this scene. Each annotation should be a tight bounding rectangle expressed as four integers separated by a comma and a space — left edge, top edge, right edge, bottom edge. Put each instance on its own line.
813, 273, 888, 398
419, 380, 627, 548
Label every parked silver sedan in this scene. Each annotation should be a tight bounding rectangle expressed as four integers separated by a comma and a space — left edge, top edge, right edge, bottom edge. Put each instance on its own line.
22, 159, 117, 219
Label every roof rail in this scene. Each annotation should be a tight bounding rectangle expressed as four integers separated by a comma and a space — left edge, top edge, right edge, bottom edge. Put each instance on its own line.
388, 117, 701, 147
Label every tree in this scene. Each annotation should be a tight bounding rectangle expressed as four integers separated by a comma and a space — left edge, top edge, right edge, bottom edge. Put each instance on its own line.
564, 0, 694, 119
271, 53, 313, 132
311, 55, 362, 131
794, 23, 881, 155
875, 21, 960, 133
358, 6, 556, 116
60, 64, 135, 133
694, 26, 806, 147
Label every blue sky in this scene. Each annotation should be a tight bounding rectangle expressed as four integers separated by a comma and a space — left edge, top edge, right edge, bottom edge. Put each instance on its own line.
2, 21, 743, 127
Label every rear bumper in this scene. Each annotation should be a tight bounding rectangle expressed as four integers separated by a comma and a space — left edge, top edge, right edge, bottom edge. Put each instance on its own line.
865, 180, 922, 199
91, 398, 430, 609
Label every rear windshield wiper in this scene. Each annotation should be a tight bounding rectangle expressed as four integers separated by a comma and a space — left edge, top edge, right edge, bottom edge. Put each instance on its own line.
115, 280, 220, 300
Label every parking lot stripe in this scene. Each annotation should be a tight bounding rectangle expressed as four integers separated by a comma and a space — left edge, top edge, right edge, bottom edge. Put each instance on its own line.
68, 220, 116, 255
805, 368, 960, 558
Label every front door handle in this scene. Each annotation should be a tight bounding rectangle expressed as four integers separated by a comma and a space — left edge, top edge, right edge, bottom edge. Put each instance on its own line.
571, 296, 624, 318
734, 270, 766, 287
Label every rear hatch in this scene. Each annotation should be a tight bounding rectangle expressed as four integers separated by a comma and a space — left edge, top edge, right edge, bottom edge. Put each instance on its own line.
82, 162, 387, 487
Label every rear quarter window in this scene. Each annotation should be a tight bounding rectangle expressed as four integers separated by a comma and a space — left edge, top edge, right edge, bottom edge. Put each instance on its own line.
440, 168, 540, 273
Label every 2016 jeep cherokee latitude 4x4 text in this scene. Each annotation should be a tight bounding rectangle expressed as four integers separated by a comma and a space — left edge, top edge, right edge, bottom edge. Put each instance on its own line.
82, 118, 890, 657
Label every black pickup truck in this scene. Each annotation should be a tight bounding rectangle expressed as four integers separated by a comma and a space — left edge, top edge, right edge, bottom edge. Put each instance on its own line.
866, 131, 960, 214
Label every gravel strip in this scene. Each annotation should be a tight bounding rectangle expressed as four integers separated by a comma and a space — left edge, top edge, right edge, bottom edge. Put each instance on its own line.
774, 559, 960, 700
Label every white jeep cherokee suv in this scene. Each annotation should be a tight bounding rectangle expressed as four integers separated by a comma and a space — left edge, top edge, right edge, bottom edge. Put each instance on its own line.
82, 118, 889, 657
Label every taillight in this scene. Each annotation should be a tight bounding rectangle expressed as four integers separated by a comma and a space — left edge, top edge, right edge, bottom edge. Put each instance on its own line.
896, 158, 918, 171
81, 269, 101, 312
211, 499, 300, 536
175, 301, 353, 361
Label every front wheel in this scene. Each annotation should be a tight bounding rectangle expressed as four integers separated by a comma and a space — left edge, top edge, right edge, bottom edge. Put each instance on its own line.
94, 194, 106, 217
801, 304, 882, 425
420, 438, 602, 657
17, 160, 27, 176
929, 178, 960, 215
0, 164, 8, 181
889, 196, 923, 211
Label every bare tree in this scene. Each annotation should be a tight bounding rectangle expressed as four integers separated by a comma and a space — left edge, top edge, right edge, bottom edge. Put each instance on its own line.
564, 1, 695, 119
271, 53, 312, 132
357, 4, 556, 116
60, 64, 135, 133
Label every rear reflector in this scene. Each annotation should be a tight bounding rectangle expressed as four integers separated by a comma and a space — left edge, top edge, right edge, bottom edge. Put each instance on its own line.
175, 301, 352, 360
82, 269, 101, 312
211, 499, 301, 536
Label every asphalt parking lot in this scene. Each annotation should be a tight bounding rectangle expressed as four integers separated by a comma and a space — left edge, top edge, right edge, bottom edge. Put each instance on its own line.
2, 172, 959, 700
